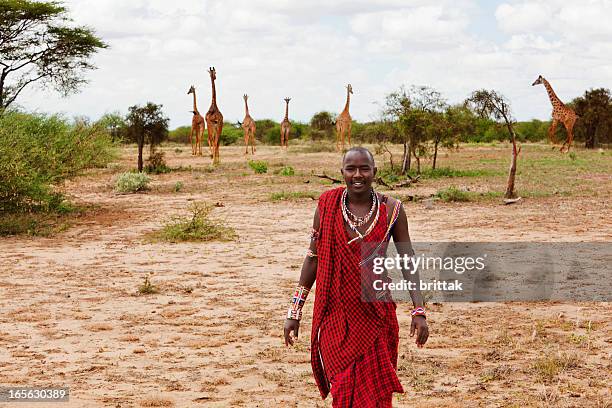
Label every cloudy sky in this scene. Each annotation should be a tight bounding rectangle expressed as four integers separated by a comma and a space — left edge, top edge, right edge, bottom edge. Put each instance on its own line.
18, 0, 612, 128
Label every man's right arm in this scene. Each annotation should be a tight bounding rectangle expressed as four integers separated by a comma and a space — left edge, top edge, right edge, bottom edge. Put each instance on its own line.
284, 207, 320, 346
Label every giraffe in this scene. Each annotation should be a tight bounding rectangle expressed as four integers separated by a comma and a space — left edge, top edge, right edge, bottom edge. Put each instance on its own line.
280, 97, 291, 149
242, 94, 256, 154
532, 75, 578, 152
336, 84, 353, 151
205, 67, 223, 165
187, 85, 205, 156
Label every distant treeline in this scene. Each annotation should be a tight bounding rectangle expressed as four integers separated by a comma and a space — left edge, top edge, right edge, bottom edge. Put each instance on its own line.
164, 117, 557, 145
97, 86, 611, 149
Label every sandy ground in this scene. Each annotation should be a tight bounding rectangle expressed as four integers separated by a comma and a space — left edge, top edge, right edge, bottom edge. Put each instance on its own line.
0, 144, 610, 407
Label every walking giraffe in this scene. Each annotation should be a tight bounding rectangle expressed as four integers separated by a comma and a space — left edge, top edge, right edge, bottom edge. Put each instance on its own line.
242, 94, 256, 154
336, 84, 353, 151
187, 85, 205, 156
280, 98, 291, 149
532, 75, 578, 152
205, 67, 223, 165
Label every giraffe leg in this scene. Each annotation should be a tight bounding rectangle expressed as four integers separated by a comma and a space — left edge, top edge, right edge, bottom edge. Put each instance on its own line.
189, 127, 195, 155
561, 118, 576, 153
206, 126, 214, 159
244, 130, 249, 155
336, 123, 342, 152
548, 119, 559, 149
347, 121, 352, 148
198, 127, 203, 156
251, 128, 256, 154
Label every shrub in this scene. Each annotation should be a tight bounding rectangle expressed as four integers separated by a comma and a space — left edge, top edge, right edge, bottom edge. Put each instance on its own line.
138, 274, 159, 295
248, 160, 268, 174
149, 202, 237, 242
145, 151, 171, 174
277, 166, 295, 176
115, 172, 151, 193
435, 186, 471, 202
173, 181, 184, 192
0, 111, 116, 213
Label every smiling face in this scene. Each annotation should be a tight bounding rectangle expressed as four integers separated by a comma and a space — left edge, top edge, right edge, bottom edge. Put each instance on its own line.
341, 149, 376, 194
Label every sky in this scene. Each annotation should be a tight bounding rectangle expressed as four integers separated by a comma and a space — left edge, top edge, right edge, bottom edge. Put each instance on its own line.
17, 0, 612, 128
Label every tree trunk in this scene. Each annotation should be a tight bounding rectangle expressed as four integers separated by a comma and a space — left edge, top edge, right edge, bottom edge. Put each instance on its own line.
504, 128, 519, 199
413, 149, 421, 175
433, 139, 439, 170
137, 136, 144, 172
401, 142, 409, 175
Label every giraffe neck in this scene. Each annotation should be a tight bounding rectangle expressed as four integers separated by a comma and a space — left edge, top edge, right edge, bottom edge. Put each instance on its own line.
211, 77, 217, 107
284, 102, 289, 121
343, 89, 351, 112
244, 99, 249, 116
192, 90, 198, 113
542, 78, 564, 108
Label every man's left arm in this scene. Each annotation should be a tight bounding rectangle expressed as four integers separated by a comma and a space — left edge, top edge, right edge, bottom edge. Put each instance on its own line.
391, 202, 429, 348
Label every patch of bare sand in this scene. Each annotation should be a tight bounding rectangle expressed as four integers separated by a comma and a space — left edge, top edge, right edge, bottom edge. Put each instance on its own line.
0, 145, 610, 407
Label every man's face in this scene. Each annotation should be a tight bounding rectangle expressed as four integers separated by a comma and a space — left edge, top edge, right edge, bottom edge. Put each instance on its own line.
341, 151, 377, 193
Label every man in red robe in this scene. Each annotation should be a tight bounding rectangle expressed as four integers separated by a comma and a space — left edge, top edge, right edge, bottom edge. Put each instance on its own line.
284, 147, 429, 407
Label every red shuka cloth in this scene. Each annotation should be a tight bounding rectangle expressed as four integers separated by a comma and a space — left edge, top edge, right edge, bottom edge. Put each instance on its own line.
311, 187, 404, 406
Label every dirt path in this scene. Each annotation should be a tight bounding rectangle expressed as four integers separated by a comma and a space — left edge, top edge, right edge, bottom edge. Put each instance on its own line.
0, 145, 610, 407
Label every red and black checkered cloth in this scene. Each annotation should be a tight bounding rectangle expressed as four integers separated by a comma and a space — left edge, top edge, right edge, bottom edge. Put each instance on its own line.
311, 187, 404, 406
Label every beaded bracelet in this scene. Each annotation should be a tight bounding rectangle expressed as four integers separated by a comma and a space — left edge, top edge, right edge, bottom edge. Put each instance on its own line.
310, 228, 320, 241
287, 285, 310, 320
411, 307, 426, 319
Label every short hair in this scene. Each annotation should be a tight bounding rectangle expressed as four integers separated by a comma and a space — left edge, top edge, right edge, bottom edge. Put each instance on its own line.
342, 146, 375, 166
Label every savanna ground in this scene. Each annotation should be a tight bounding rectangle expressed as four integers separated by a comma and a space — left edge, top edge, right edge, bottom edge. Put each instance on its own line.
0, 141, 610, 408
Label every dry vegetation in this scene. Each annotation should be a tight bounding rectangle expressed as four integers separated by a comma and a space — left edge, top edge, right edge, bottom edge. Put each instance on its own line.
0, 143, 610, 407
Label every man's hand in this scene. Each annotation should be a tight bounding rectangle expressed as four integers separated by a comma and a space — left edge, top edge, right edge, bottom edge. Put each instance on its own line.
284, 318, 300, 346
410, 316, 429, 348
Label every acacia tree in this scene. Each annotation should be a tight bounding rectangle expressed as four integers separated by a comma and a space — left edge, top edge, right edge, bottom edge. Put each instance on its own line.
430, 105, 476, 169
126, 103, 169, 172
384, 86, 446, 174
0, 0, 107, 110
570, 88, 612, 148
467, 90, 520, 200
309, 111, 335, 140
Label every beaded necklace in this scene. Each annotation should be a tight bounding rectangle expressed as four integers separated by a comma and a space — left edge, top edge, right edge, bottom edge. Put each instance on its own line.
341, 188, 379, 244
343, 189, 376, 227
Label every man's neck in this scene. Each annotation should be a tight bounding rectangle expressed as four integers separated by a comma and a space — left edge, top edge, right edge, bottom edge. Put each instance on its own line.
347, 188, 372, 205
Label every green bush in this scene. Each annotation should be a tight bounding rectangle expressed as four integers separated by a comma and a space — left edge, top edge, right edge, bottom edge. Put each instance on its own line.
263, 124, 282, 145
149, 202, 237, 242
248, 160, 268, 174
277, 166, 295, 176
145, 151, 171, 174
435, 186, 471, 202
115, 172, 151, 193
0, 111, 116, 213
220, 123, 243, 146
168, 126, 191, 144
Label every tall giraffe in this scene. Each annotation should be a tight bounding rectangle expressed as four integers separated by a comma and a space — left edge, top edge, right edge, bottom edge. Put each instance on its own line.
242, 94, 256, 155
280, 97, 291, 149
336, 84, 353, 152
205, 67, 223, 165
532, 75, 578, 152
187, 85, 205, 156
